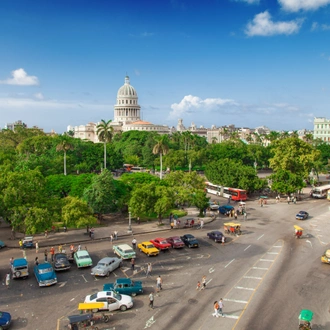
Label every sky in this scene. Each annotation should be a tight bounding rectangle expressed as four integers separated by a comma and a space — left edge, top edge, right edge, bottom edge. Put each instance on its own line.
0, 0, 330, 133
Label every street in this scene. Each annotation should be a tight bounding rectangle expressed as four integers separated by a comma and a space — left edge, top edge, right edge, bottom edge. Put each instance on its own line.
1, 197, 330, 330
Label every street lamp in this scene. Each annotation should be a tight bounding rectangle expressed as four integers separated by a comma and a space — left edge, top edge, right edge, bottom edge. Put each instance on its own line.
128, 211, 132, 234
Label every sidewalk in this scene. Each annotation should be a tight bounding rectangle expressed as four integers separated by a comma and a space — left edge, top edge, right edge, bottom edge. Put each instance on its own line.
0, 207, 217, 249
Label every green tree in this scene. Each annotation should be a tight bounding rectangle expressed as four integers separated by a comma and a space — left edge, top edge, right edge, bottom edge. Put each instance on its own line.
152, 135, 169, 179
97, 119, 114, 170
270, 169, 305, 195
56, 137, 74, 175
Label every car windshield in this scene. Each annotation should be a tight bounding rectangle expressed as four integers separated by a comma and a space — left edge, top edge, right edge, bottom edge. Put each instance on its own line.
39, 268, 52, 274
186, 237, 193, 241
90, 293, 98, 300
124, 249, 134, 253
146, 245, 154, 249
78, 255, 90, 259
160, 241, 167, 244
173, 239, 182, 243
113, 292, 121, 300
97, 262, 106, 266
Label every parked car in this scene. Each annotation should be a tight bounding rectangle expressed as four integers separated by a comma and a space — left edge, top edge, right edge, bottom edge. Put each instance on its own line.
34, 262, 57, 287
11, 258, 29, 279
166, 236, 185, 248
53, 253, 71, 271
74, 250, 93, 268
208, 202, 219, 210
296, 211, 309, 220
150, 238, 171, 251
84, 291, 133, 311
180, 234, 199, 248
219, 205, 234, 215
103, 278, 143, 296
113, 244, 136, 260
0, 240, 6, 249
0, 311, 11, 329
207, 231, 226, 243
91, 257, 122, 277
22, 236, 34, 249
321, 249, 330, 264
137, 241, 159, 257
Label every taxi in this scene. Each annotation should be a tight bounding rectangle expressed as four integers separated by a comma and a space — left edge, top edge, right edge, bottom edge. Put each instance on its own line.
321, 249, 330, 264
137, 241, 159, 257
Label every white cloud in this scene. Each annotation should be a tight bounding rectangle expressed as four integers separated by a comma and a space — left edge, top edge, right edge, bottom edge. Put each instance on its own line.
34, 92, 44, 100
311, 22, 330, 31
245, 11, 303, 36
278, 0, 330, 12
169, 95, 237, 118
0, 68, 39, 86
237, 0, 260, 4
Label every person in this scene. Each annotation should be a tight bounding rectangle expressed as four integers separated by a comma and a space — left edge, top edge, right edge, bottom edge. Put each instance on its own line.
221, 236, 225, 245
260, 199, 264, 207
137, 216, 140, 224
70, 244, 75, 258
35, 256, 39, 266
5, 273, 10, 289
149, 292, 154, 309
44, 249, 48, 262
177, 219, 180, 228
58, 245, 63, 253
90, 231, 94, 240
52, 225, 55, 233
200, 219, 204, 229
190, 219, 195, 227
243, 212, 247, 221
212, 301, 220, 317
110, 234, 113, 243
114, 230, 118, 240
132, 238, 137, 250
173, 218, 177, 228
228, 196, 231, 204
77, 244, 81, 251
10, 257, 14, 267
201, 275, 207, 290
156, 275, 162, 292
50, 247, 55, 261
35, 241, 39, 254
45, 230, 48, 238
287, 196, 290, 204
196, 281, 201, 291
131, 258, 135, 271
19, 239, 23, 249
146, 263, 152, 277
234, 212, 238, 220
293, 196, 297, 204
64, 226, 67, 232
170, 220, 174, 229
218, 298, 224, 317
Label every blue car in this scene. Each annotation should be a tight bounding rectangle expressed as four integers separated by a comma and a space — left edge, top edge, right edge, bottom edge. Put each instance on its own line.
0, 240, 6, 249
34, 262, 57, 287
219, 205, 234, 215
0, 311, 12, 329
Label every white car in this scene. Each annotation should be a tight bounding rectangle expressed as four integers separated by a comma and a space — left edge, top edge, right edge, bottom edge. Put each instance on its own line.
84, 291, 133, 311
91, 257, 122, 277
208, 202, 219, 210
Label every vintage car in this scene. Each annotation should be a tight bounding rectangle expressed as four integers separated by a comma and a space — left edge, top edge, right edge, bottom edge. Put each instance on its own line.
137, 241, 159, 257
84, 291, 133, 311
91, 257, 122, 277
53, 253, 71, 271
11, 258, 29, 279
113, 244, 136, 260
0, 311, 11, 329
180, 234, 199, 248
22, 236, 34, 249
103, 278, 143, 296
219, 205, 235, 215
321, 249, 330, 264
0, 240, 6, 249
34, 262, 57, 287
207, 230, 226, 243
296, 211, 309, 220
166, 236, 185, 248
150, 238, 171, 251
208, 202, 219, 210
74, 250, 93, 268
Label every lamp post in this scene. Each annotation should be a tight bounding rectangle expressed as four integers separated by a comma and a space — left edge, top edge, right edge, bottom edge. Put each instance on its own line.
128, 211, 132, 234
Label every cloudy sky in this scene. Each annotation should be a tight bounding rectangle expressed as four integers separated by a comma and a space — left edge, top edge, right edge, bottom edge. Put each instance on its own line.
0, 0, 329, 133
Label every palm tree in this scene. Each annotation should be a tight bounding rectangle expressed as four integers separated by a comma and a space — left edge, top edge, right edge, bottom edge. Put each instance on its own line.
152, 135, 169, 179
96, 119, 114, 170
56, 138, 74, 175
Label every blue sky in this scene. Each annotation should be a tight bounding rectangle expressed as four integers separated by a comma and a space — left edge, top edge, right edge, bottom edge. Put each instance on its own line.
0, 0, 329, 133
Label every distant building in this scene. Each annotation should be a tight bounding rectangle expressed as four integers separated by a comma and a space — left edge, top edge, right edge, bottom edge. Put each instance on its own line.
5, 120, 27, 131
314, 117, 330, 143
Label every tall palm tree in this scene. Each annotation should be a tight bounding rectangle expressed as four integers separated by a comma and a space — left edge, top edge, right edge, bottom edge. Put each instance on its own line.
56, 138, 74, 175
152, 135, 169, 179
96, 119, 114, 170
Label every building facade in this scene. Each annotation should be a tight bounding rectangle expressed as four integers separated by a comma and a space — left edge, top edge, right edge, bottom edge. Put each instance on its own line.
314, 117, 330, 143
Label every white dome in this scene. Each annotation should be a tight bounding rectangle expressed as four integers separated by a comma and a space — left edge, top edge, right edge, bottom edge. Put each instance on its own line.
117, 76, 138, 98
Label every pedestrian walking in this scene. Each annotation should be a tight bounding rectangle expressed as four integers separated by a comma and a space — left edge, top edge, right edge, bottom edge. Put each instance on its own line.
137, 216, 140, 224
114, 230, 118, 240
212, 301, 220, 317
19, 239, 23, 249
287, 196, 290, 204
35, 241, 39, 254
9, 257, 14, 267
146, 263, 152, 277
110, 234, 113, 244
131, 258, 135, 271
200, 219, 204, 229
149, 292, 154, 309
201, 275, 207, 290
5, 273, 10, 289
132, 238, 137, 250
243, 212, 247, 221
64, 226, 67, 232
170, 220, 174, 229
196, 281, 201, 290
218, 298, 224, 317
35, 256, 39, 266
221, 236, 225, 245
50, 247, 55, 261
156, 275, 162, 292
78, 244, 81, 251
44, 249, 48, 262
58, 244, 63, 253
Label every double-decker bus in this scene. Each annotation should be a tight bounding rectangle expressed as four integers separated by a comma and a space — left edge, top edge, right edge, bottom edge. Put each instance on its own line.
205, 182, 247, 201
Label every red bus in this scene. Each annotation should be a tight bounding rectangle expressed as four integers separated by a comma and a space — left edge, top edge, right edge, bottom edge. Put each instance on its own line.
205, 182, 247, 201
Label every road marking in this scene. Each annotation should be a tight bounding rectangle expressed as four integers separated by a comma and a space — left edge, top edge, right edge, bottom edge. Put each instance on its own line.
306, 240, 313, 247
225, 259, 235, 268
267, 252, 278, 255
252, 267, 268, 270
113, 271, 118, 277
209, 267, 215, 273
244, 245, 251, 251
206, 278, 213, 286
144, 315, 156, 328
260, 259, 274, 262
196, 254, 204, 259
225, 314, 239, 319
81, 275, 88, 283
235, 286, 255, 291
244, 276, 262, 280
273, 245, 282, 248
224, 298, 248, 304
58, 281, 67, 288
257, 234, 264, 240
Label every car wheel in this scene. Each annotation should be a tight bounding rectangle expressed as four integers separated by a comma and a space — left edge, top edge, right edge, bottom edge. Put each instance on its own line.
132, 292, 137, 297
104, 315, 110, 323
120, 305, 127, 311
15, 270, 21, 277
106, 271, 110, 277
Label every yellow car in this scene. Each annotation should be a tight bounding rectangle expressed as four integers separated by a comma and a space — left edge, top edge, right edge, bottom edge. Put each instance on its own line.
137, 241, 159, 257
321, 249, 330, 264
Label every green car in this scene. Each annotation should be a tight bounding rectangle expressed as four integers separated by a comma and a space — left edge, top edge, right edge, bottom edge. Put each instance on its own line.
103, 278, 143, 296
74, 250, 93, 268
113, 244, 136, 260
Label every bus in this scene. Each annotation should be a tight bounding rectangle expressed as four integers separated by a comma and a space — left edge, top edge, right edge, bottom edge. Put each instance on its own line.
311, 184, 330, 199
205, 182, 247, 201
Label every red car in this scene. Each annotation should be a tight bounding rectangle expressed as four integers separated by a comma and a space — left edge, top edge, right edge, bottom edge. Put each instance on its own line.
166, 236, 185, 249
150, 238, 171, 250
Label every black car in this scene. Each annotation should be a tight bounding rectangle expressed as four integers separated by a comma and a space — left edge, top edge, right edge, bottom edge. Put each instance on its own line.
53, 253, 71, 271
207, 231, 226, 243
180, 234, 199, 248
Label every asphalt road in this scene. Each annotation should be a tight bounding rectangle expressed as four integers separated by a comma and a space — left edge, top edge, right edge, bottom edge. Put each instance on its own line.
1, 197, 330, 330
